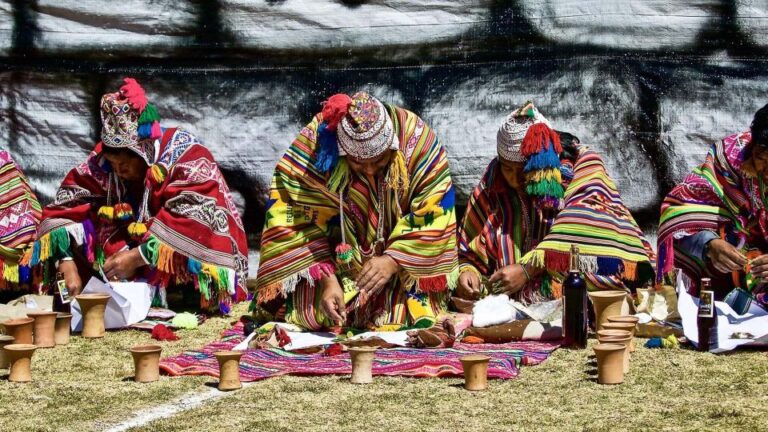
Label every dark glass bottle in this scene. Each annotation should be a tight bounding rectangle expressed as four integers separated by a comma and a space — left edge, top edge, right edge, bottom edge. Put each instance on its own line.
563, 245, 588, 348
697, 278, 717, 352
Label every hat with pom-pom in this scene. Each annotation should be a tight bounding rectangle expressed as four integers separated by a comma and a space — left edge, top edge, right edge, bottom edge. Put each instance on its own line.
100, 77, 162, 164
497, 101, 552, 162
314, 91, 399, 174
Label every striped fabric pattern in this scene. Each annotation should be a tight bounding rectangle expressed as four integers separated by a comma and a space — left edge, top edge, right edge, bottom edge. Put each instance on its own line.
159, 322, 560, 381
254, 105, 458, 309
657, 131, 765, 295
459, 147, 654, 301
0, 151, 41, 285
523, 149, 655, 282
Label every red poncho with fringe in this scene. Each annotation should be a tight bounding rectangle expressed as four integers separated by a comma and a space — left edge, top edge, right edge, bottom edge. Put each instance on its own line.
33, 128, 248, 312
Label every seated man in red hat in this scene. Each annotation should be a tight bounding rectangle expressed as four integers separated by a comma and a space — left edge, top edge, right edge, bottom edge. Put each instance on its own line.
0, 150, 41, 296
252, 92, 457, 333
31, 78, 248, 313
456, 102, 655, 306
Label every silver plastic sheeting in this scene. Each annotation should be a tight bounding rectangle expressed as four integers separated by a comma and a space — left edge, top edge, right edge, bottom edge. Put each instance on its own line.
3, 0, 768, 249
736, 1, 768, 48
520, 0, 718, 50
0, 2, 12, 55
221, 0, 492, 49
33, 0, 198, 53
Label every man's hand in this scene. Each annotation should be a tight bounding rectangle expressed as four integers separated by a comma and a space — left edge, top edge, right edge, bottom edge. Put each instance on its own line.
103, 248, 146, 282
749, 254, 768, 280
356, 255, 399, 296
489, 264, 528, 296
58, 260, 82, 297
319, 274, 346, 324
707, 239, 747, 274
456, 270, 481, 300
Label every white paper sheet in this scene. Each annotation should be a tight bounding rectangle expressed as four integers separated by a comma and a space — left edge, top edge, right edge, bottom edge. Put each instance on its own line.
677, 274, 768, 353
282, 330, 337, 350
71, 277, 152, 331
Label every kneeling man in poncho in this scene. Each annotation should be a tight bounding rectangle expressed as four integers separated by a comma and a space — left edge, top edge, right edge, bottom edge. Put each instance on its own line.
456, 102, 655, 318
31, 78, 248, 313
252, 92, 457, 334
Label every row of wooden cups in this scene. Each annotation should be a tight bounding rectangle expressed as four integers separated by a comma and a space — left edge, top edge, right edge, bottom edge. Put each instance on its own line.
0, 293, 112, 382
593, 315, 640, 385
131, 345, 243, 391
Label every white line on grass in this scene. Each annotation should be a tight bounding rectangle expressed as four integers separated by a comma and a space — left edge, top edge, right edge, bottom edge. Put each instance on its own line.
103, 384, 252, 432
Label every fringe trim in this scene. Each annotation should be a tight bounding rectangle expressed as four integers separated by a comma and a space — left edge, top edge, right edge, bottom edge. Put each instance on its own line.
30, 221, 95, 267
521, 248, 653, 282
254, 260, 336, 304
144, 236, 238, 304
415, 267, 459, 293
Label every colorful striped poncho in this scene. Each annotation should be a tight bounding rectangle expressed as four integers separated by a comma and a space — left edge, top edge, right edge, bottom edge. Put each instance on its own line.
658, 131, 768, 299
0, 150, 41, 288
30, 129, 248, 312
253, 105, 458, 327
459, 147, 654, 302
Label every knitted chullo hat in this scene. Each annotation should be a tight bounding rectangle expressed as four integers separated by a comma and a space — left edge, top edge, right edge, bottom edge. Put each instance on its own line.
497, 101, 552, 162
500, 101, 564, 210
313, 91, 408, 265
100, 78, 162, 165
97, 78, 164, 238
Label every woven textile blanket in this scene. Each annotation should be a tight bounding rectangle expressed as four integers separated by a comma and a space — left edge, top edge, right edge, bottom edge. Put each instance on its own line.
160, 323, 560, 381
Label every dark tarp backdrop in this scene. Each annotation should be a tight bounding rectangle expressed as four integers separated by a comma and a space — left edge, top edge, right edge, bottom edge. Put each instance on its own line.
1, 1, 768, 275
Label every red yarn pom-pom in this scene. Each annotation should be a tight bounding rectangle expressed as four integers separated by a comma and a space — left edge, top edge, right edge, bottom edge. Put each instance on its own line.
321, 94, 352, 132
120, 77, 148, 113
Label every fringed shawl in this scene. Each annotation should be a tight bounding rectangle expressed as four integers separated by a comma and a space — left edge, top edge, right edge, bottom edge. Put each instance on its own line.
254, 106, 458, 305
0, 151, 41, 286
658, 131, 766, 295
31, 129, 248, 312
459, 148, 655, 301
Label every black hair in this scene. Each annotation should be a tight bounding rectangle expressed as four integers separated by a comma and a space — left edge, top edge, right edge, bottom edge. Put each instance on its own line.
751, 103, 768, 148
555, 130, 580, 161
101, 146, 144, 160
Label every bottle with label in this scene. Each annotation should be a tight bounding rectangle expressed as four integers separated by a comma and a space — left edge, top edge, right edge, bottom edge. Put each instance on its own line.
563, 244, 588, 348
52, 271, 72, 313
697, 278, 717, 352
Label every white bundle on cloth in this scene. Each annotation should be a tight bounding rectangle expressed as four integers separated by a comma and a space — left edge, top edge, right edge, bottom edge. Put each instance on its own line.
472, 294, 524, 328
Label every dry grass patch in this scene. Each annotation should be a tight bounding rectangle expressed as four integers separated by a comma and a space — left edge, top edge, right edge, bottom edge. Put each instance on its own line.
3, 303, 767, 432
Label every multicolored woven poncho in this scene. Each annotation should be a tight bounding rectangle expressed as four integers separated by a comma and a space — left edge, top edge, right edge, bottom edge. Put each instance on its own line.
459, 147, 655, 302
0, 150, 41, 288
253, 102, 458, 328
31, 79, 248, 313
658, 131, 768, 300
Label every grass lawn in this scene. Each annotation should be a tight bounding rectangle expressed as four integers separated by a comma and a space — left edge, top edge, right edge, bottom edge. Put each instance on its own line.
2, 303, 767, 432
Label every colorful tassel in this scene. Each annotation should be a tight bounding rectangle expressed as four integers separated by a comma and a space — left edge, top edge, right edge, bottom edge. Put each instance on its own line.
315, 122, 340, 174
521, 123, 562, 157
187, 257, 203, 275
97, 205, 115, 222
417, 274, 448, 293
114, 202, 134, 221
150, 121, 162, 139
149, 164, 167, 185
386, 150, 410, 193
137, 123, 153, 139
18, 265, 31, 283
127, 222, 148, 239
120, 78, 148, 113
138, 103, 160, 123
335, 243, 354, 265
321, 94, 352, 131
